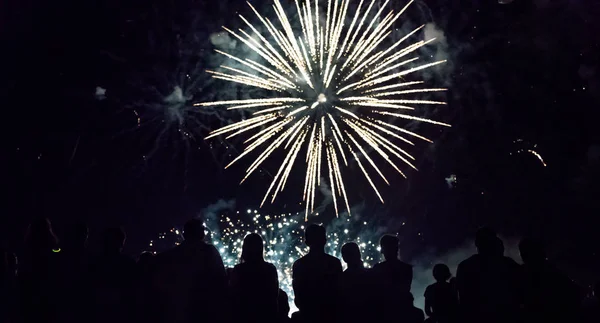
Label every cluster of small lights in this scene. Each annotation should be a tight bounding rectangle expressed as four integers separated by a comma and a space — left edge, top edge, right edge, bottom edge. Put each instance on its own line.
147, 209, 385, 313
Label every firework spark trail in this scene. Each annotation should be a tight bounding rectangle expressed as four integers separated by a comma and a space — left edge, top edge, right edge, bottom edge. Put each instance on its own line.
198, 0, 450, 217
527, 150, 547, 167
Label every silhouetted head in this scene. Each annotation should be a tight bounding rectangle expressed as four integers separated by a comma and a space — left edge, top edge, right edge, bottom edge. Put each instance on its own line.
433, 263, 451, 282
474, 227, 498, 256
102, 227, 126, 254
183, 218, 205, 242
305, 224, 326, 250
25, 217, 59, 252
63, 222, 88, 252
241, 233, 264, 263
380, 234, 399, 261
519, 237, 546, 266
341, 242, 362, 268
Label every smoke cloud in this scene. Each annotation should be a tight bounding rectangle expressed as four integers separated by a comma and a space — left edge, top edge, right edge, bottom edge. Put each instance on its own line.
421, 22, 452, 88
95, 86, 106, 100
423, 22, 448, 62
198, 198, 236, 223
209, 32, 237, 50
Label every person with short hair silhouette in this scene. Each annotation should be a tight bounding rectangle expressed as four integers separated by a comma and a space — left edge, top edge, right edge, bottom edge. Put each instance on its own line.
19, 217, 61, 323
424, 264, 458, 323
230, 233, 279, 323
372, 234, 413, 322
456, 227, 522, 323
519, 237, 580, 323
154, 218, 226, 323
339, 242, 372, 323
292, 224, 342, 323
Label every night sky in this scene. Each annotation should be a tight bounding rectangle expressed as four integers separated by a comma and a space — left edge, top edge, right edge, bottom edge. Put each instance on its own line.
2, 0, 599, 284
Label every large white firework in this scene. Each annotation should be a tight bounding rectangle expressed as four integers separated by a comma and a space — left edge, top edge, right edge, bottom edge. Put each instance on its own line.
197, 0, 450, 218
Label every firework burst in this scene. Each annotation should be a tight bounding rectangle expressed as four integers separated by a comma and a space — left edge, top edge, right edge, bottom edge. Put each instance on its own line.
197, 0, 450, 218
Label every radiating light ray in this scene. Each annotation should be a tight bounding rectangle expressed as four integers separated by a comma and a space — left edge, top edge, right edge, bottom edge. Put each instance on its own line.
373, 110, 451, 127
200, 0, 450, 218
370, 88, 447, 96
362, 81, 424, 93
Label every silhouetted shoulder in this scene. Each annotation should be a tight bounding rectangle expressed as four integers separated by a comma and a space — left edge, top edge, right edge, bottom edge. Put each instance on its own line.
266, 261, 277, 272
461, 254, 480, 265
503, 256, 520, 267
372, 259, 412, 272
424, 284, 433, 298
399, 260, 412, 270
206, 243, 221, 257
457, 254, 480, 272
325, 253, 343, 268
292, 255, 307, 272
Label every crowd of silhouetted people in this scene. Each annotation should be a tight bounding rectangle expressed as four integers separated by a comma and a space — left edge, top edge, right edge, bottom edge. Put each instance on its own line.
1, 217, 599, 323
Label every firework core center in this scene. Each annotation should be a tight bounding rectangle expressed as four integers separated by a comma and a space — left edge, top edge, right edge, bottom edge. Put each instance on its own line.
317, 93, 327, 103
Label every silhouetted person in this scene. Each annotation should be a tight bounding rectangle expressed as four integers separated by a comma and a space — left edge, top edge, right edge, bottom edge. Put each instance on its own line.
89, 227, 136, 323
154, 218, 226, 323
57, 222, 90, 323
339, 242, 372, 323
372, 234, 413, 322
403, 293, 426, 323
1, 248, 18, 323
278, 288, 291, 323
230, 233, 279, 323
292, 224, 342, 323
456, 227, 522, 323
519, 237, 580, 322
424, 264, 458, 323
19, 217, 61, 323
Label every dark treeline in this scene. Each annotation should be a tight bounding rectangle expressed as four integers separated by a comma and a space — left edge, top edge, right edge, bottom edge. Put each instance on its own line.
1, 217, 599, 323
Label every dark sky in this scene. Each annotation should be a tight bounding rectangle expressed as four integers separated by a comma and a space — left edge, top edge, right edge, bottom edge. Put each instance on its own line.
1, 0, 599, 280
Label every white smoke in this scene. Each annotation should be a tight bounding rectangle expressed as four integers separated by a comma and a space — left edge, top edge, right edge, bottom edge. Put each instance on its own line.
95, 86, 106, 100
198, 199, 236, 224
423, 22, 449, 63
209, 32, 237, 50
315, 178, 334, 214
